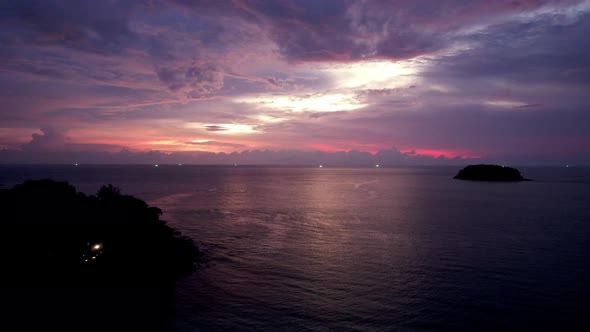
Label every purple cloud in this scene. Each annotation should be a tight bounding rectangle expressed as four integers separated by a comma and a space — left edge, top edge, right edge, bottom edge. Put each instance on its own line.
204, 125, 229, 132
1, 0, 141, 55
0, 0, 589, 165
156, 63, 224, 98
184, 141, 247, 149
21, 127, 71, 152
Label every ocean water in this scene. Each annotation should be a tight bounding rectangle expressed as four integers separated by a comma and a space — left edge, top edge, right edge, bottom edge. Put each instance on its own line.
1, 165, 590, 331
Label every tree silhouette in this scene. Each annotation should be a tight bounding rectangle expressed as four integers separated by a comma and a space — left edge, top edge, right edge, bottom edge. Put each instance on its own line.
0, 179, 203, 286
97, 183, 121, 200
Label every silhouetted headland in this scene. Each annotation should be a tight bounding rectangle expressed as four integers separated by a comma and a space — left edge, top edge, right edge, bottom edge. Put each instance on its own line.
0, 179, 204, 331
453, 164, 531, 182
0, 179, 203, 286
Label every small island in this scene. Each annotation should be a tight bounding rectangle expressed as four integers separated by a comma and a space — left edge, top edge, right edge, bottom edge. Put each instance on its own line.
453, 164, 530, 182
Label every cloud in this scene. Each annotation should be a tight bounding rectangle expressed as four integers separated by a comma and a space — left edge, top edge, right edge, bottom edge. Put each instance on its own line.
426, 10, 590, 85
204, 125, 228, 132
18, 127, 127, 154
221, 72, 293, 91
515, 104, 543, 109
265, 77, 283, 89
184, 140, 247, 149
0, 146, 485, 166
156, 63, 224, 99
169, 0, 585, 63
1, 0, 141, 55
309, 111, 348, 119
1, 1, 589, 165
21, 127, 70, 152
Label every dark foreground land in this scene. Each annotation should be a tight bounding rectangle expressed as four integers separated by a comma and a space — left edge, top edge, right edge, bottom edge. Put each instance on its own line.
3, 284, 176, 331
0, 179, 203, 331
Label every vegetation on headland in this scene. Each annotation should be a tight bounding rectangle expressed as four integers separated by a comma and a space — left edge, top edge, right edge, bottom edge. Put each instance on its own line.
453, 164, 530, 182
0, 179, 203, 286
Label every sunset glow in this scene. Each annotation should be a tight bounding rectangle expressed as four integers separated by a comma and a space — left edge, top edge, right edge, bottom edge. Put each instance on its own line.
0, 1, 588, 165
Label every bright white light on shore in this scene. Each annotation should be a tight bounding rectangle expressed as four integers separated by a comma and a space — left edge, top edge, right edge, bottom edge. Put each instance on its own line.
91, 243, 103, 251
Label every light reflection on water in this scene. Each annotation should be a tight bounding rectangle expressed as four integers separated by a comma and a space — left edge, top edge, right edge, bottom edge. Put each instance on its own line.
146, 167, 590, 331
1, 166, 590, 331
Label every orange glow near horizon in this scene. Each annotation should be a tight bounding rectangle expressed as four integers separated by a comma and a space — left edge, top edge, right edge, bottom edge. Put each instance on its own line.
307, 143, 348, 152
126, 141, 484, 159
401, 149, 482, 159
12, 124, 483, 159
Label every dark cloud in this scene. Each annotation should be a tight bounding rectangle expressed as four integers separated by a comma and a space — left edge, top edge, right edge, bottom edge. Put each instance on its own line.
356, 88, 398, 97
309, 111, 348, 119
19, 127, 124, 153
170, 0, 584, 62
1, 0, 141, 55
0, 146, 483, 166
515, 104, 543, 109
355, 88, 403, 101
21, 127, 70, 152
265, 77, 283, 89
1, 58, 68, 80
204, 125, 228, 132
427, 11, 590, 84
156, 64, 224, 98
336, 102, 590, 158
0, 0, 589, 165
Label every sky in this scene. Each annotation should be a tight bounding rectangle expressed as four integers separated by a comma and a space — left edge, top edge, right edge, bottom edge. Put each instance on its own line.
1, 0, 589, 165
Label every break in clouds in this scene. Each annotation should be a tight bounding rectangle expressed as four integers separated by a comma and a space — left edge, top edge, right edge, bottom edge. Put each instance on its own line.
1, 0, 589, 165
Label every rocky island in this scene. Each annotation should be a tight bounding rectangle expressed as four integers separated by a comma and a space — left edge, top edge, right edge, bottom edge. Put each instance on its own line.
453, 164, 530, 182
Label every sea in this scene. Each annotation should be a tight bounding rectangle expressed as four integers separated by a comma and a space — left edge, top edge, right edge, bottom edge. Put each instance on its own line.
1, 165, 590, 331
